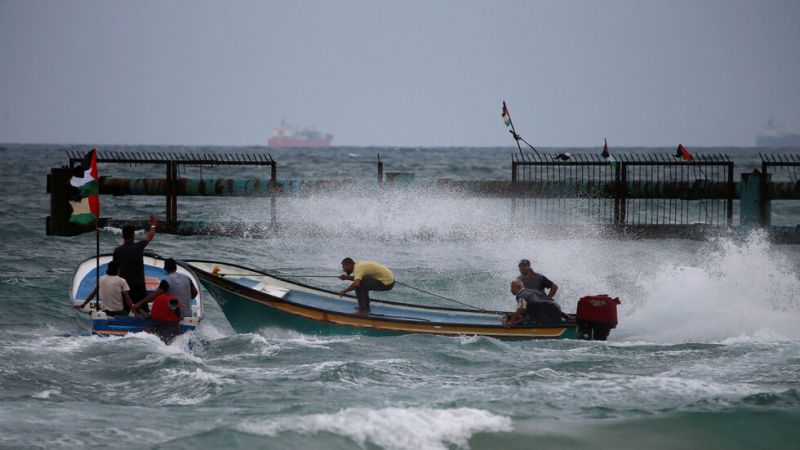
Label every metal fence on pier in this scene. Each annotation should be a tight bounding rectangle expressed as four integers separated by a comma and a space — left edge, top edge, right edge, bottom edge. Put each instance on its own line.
511, 152, 734, 226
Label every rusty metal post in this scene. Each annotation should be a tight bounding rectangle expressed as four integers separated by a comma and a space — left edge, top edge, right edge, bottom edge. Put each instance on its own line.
165, 161, 174, 229
618, 163, 627, 226
510, 159, 518, 224
726, 162, 734, 225
270, 161, 277, 225
760, 159, 769, 226
170, 162, 178, 227
511, 161, 518, 183
377, 154, 384, 187
613, 162, 622, 225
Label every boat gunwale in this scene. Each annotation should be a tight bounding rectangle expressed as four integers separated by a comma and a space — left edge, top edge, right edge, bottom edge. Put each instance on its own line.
183, 258, 505, 314
71, 252, 205, 336
183, 259, 577, 333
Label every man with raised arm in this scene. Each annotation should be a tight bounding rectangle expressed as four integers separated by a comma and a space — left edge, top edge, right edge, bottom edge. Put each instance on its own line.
113, 214, 157, 312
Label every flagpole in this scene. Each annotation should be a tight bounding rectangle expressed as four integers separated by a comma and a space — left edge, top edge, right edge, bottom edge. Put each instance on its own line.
509, 122, 524, 160
503, 101, 540, 159
95, 225, 100, 311
515, 133, 541, 159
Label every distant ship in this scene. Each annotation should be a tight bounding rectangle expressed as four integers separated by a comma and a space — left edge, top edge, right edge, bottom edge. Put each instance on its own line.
267, 120, 333, 148
756, 119, 800, 147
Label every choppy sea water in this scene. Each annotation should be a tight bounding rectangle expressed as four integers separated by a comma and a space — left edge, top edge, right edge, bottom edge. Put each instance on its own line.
1, 144, 799, 449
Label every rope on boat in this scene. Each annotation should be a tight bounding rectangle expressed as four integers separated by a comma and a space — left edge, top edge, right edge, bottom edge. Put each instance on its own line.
219, 270, 499, 315
393, 281, 500, 315
276, 273, 496, 313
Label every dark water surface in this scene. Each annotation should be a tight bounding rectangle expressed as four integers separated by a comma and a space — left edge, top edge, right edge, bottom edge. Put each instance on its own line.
1, 145, 799, 449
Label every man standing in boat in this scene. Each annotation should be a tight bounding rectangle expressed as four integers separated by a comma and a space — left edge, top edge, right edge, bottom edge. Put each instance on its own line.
338, 258, 395, 313
113, 214, 157, 312
517, 259, 558, 299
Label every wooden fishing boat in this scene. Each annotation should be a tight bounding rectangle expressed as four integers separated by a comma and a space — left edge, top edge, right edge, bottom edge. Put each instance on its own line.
71, 254, 204, 337
185, 260, 599, 339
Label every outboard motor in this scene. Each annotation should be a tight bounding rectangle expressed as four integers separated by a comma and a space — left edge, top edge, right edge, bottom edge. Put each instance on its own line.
576, 294, 620, 341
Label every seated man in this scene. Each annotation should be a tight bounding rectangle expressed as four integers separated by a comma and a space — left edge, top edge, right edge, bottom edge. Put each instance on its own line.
505, 279, 564, 326
132, 258, 197, 318
146, 292, 182, 343
75, 261, 134, 316
338, 258, 395, 313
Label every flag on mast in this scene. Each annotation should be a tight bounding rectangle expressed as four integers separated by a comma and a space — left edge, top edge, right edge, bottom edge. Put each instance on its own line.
69, 149, 100, 226
502, 102, 512, 127
675, 144, 693, 161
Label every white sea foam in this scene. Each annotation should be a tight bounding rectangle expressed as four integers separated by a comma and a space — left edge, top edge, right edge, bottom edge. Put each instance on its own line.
255, 327, 360, 348
238, 407, 512, 450
32, 389, 61, 399
619, 233, 800, 343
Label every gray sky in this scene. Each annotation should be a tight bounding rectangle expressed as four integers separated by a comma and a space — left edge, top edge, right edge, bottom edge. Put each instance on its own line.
1, 0, 799, 147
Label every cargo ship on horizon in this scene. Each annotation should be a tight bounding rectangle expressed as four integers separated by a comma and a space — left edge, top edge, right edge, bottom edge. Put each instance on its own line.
756, 119, 800, 148
267, 120, 333, 148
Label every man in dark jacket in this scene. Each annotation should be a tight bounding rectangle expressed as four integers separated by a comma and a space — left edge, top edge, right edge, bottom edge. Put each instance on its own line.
113, 214, 157, 310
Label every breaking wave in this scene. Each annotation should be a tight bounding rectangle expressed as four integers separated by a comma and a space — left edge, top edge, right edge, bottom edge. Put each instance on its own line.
238, 407, 512, 450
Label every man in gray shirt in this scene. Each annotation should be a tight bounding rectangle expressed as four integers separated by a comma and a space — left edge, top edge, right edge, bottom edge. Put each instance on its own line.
505, 279, 564, 326
517, 259, 558, 298
134, 258, 198, 318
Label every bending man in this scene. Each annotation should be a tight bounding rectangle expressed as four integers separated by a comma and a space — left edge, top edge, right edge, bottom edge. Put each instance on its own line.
505, 279, 564, 326
338, 258, 395, 313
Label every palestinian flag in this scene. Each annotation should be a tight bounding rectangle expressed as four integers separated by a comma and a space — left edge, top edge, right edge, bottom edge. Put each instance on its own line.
69, 149, 99, 226
675, 144, 693, 161
502, 101, 512, 127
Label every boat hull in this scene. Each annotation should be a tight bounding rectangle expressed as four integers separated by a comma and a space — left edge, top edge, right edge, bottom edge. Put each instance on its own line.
71, 254, 204, 339
75, 311, 198, 337
267, 138, 332, 148
189, 260, 578, 340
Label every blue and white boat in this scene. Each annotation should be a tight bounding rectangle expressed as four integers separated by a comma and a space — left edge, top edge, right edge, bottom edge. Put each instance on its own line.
70, 254, 204, 337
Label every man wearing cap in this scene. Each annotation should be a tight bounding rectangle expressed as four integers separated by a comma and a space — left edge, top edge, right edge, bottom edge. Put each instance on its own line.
517, 259, 558, 299
113, 214, 157, 311
338, 258, 395, 313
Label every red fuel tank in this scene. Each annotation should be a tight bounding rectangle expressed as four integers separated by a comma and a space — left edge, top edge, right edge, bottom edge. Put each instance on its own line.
576, 294, 621, 326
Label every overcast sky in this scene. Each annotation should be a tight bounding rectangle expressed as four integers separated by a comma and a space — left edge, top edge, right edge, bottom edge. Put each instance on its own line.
1, 0, 799, 147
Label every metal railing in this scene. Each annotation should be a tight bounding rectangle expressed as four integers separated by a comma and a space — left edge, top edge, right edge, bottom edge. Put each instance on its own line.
511, 152, 734, 226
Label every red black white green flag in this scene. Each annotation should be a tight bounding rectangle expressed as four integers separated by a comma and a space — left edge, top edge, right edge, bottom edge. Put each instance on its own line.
502, 102, 512, 127
69, 149, 100, 226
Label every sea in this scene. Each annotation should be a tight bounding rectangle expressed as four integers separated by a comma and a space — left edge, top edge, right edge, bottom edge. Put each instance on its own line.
1, 144, 799, 450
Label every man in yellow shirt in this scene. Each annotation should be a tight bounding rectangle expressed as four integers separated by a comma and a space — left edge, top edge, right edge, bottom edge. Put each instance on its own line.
338, 258, 395, 313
